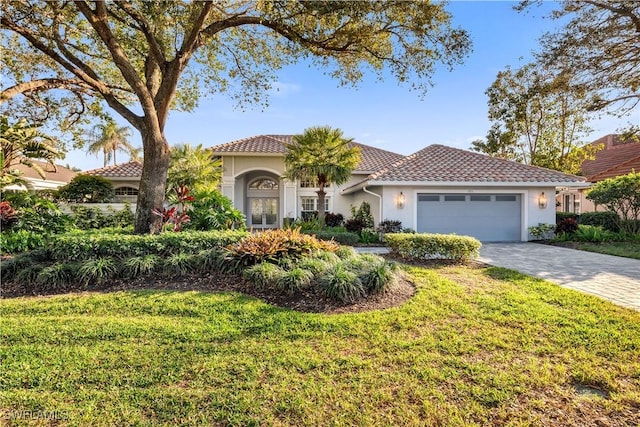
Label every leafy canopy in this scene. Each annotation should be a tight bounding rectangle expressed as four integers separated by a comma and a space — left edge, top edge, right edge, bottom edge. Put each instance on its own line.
587, 172, 640, 234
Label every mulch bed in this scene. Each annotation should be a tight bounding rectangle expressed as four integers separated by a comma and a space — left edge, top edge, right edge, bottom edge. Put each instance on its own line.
1, 269, 416, 314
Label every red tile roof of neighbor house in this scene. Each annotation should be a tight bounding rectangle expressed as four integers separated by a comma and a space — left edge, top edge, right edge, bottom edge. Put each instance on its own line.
210, 135, 404, 173
83, 161, 143, 178
581, 134, 640, 181
13, 160, 77, 183
365, 144, 585, 184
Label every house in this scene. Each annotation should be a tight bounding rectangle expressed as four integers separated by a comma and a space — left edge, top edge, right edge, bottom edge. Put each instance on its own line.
212, 135, 585, 242
556, 134, 640, 214
3, 160, 77, 191
84, 161, 142, 203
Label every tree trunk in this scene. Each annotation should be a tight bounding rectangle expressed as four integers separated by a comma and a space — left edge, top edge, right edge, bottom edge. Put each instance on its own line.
134, 126, 170, 234
316, 186, 326, 228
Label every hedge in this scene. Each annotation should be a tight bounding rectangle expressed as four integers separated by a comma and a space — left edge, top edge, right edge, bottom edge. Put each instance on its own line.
307, 230, 360, 246
46, 229, 248, 261
384, 233, 481, 261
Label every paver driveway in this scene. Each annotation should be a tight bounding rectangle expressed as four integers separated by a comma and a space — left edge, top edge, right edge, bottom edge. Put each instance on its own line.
479, 243, 640, 311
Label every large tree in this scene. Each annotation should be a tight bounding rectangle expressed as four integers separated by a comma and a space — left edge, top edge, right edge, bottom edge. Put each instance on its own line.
87, 120, 136, 167
519, 1, 640, 135
284, 126, 360, 227
1, 1, 470, 233
471, 63, 598, 174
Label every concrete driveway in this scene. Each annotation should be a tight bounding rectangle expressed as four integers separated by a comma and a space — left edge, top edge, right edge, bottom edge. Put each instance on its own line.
479, 243, 640, 311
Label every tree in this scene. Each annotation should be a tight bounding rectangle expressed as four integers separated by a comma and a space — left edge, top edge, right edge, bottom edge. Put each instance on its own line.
87, 120, 136, 167
57, 175, 115, 203
167, 144, 222, 196
472, 63, 599, 174
1, 1, 471, 234
284, 126, 361, 227
0, 115, 60, 189
519, 1, 640, 137
587, 172, 640, 234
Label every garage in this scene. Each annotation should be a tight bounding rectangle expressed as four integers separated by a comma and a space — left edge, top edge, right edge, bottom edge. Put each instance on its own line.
417, 193, 522, 242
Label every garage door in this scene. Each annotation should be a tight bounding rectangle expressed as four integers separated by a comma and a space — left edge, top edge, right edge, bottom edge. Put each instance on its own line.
417, 193, 521, 242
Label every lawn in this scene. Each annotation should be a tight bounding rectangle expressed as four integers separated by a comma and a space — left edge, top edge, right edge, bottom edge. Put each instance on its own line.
555, 241, 640, 260
1, 263, 639, 426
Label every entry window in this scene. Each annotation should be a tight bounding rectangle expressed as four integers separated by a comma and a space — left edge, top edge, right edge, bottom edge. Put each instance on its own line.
496, 195, 517, 202
444, 195, 466, 202
249, 178, 278, 190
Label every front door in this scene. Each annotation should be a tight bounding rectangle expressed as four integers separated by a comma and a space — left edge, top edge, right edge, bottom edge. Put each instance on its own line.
249, 198, 278, 229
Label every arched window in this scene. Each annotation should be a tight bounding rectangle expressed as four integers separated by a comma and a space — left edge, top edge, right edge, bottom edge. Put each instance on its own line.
114, 186, 139, 202
248, 178, 279, 190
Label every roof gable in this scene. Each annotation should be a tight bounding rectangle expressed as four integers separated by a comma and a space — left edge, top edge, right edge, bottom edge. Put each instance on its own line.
367, 144, 585, 184
84, 161, 143, 178
211, 134, 403, 173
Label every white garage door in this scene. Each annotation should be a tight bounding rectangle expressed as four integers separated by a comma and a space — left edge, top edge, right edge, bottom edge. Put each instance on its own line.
417, 193, 521, 242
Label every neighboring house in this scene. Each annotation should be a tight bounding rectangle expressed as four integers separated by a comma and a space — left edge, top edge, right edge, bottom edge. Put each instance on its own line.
84, 161, 142, 203
212, 135, 585, 242
556, 134, 640, 214
3, 160, 77, 191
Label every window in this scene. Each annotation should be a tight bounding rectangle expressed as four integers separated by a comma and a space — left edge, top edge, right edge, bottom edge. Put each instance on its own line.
299, 179, 329, 188
300, 197, 330, 219
114, 186, 138, 202
496, 195, 517, 202
470, 195, 491, 202
418, 195, 439, 202
444, 195, 466, 202
248, 178, 278, 190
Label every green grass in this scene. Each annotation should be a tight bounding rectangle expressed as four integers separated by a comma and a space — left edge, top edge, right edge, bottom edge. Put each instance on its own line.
563, 241, 640, 260
1, 264, 639, 426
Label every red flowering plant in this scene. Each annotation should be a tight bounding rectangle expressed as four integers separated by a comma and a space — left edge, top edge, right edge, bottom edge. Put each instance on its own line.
0, 200, 17, 229
152, 185, 195, 232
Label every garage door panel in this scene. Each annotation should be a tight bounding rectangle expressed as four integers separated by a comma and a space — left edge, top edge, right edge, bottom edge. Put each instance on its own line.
417, 193, 521, 242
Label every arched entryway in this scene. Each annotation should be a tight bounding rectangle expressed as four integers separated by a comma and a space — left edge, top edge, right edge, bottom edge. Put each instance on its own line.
247, 175, 279, 229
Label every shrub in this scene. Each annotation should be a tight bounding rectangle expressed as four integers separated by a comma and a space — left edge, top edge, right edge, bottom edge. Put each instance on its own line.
320, 264, 365, 303
334, 246, 357, 260
57, 175, 115, 203
276, 267, 314, 294
528, 223, 556, 241
359, 227, 379, 244
324, 212, 344, 227
385, 233, 481, 261
377, 219, 402, 234
556, 217, 579, 234
309, 230, 360, 245
70, 204, 135, 230
36, 263, 75, 288
345, 218, 366, 233
77, 257, 118, 284
578, 211, 619, 232
0, 200, 17, 229
345, 201, 374, 234
1, 230, 46, 254
1, 253, 34, 281
363, 260, 398, 295
311, 250, 342, 264
225, 228, 338, 268
587, 172, 640, 234
572, 225, 618, 243
297, 258, 332, 276
243, 262, 287, 289
15, 264, 44, 286
3, 193, 72, 235
186, 190, 246, 231
556, 212, 579, 222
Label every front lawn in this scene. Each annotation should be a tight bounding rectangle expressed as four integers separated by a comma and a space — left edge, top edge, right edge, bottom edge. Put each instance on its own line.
1, 264, 639, 426
552, 241, 640, 260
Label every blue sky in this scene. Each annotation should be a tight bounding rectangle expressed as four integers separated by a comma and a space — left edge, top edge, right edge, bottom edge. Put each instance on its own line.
65, 1, 632, 171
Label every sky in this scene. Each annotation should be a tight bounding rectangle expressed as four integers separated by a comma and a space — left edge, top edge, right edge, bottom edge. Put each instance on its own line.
63, 1, 636, 172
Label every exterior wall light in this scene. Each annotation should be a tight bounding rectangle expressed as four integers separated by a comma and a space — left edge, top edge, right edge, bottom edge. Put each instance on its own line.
397, 191, 406, 209
538, 192, 548, 209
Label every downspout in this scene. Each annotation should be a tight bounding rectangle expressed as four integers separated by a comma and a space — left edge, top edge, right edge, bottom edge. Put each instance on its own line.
362, 185, 382, 226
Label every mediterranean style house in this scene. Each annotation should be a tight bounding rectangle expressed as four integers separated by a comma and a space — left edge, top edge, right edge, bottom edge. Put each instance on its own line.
85, 135, 586, 241
556, 134, 640, 214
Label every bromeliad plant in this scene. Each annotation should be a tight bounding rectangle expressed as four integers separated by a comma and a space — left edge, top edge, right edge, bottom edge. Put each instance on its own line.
152, 185, 194, 232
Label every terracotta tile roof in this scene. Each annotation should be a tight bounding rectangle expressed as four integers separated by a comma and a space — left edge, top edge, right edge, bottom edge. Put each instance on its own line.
13, 160, 77, 183
83, 161, 143, 178
581, 134, 640, 181
367, 144, 585, 184
211, 135, 403, 172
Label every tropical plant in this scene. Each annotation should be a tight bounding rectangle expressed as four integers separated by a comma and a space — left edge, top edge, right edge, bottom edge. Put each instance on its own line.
122, 255, 160, 279
57, 175, 115, 203
86, 120, 136, 167
277, 267, 314, 294
243, 262, 287, 290
320, 264, 365, 303
186, 190, 245, 231
167, 144, 222, 195
77, 257, 117, 285
0, 115, 60, 189
284, 126, 361, 226
152, 185, 194, 232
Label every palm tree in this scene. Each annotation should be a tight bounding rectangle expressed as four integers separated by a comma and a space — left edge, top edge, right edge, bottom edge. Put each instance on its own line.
167, 143, 222, 195
0, 115, 59, 189
87, 120, 136, 167
284, 126, 361, 226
